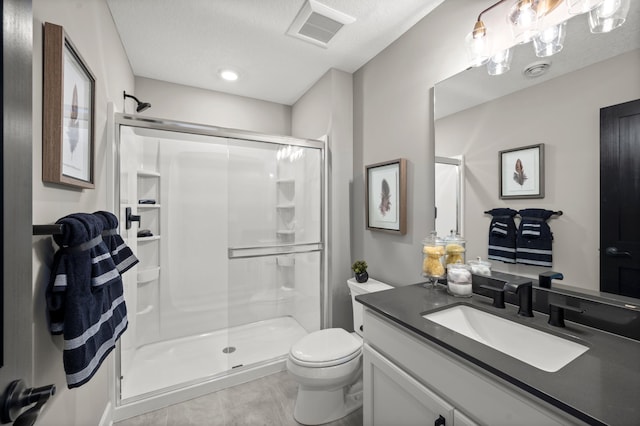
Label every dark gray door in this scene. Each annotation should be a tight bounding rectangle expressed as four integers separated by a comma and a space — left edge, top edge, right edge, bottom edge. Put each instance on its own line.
600, 99, 640, 298
1, 0, 34, 403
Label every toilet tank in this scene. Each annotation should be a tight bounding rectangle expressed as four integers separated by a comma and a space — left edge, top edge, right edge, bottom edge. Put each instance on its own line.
348, 278, 393, 336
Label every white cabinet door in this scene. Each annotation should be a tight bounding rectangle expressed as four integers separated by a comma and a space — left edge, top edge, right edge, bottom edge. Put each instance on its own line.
364, 344, 453, 426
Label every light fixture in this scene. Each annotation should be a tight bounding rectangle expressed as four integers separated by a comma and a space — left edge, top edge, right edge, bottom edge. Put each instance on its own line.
533, 21, 567, 57
219, 69, 239, 82
465, 0, 627, 74
464, 1, 503, 67
508, 0, 540, 44
487, 48, 513, 75
567, 0, 605, 14
588, 0, 630, 33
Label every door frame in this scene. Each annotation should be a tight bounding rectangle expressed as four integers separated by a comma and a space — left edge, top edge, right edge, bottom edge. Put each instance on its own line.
1, 0, 34, 393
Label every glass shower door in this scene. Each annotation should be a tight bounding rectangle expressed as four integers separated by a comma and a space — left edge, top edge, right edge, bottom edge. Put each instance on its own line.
226, 139, 324, 370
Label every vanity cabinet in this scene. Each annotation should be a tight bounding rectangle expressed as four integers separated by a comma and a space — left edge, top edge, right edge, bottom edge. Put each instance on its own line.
362, 309, 582, 426
364, 343, 457, 426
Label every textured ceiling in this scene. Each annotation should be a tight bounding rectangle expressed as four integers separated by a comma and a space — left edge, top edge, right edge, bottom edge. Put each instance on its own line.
106, 0, 445, 105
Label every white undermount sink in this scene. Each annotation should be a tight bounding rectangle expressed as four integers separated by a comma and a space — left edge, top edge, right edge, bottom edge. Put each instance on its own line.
423, 305, 588, 372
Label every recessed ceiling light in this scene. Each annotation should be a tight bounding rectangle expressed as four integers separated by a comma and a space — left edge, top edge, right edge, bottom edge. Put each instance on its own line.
219, 69, 239, 82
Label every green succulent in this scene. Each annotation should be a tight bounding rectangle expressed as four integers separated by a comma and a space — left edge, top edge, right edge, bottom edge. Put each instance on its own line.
351, 260, 368, 274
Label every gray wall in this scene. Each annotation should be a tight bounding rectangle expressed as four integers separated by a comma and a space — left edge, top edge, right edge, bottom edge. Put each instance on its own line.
135, 77, 292, 135
436, 49, 640, 290
32, 0, 135, 424
292, 69, 354, 330
352, 0, 477, 286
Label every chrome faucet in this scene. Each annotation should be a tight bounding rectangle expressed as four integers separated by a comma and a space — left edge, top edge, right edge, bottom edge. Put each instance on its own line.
503, 280, 534, 317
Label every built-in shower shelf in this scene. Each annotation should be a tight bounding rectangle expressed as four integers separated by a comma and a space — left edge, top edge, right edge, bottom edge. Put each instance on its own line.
276, 204, 295, 209
138, 235, 161, 242
138, 204, 161, 209
276, 230, 295, 235
276, 179, 294, 184
137, 267, 160, 284
137, 170, 161, 177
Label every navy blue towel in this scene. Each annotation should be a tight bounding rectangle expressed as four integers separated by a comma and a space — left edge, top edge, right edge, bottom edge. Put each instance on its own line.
487, 208, 518, 264
516, 208, 554, 267
93, 211, 139, 273
45, 213, 128, 389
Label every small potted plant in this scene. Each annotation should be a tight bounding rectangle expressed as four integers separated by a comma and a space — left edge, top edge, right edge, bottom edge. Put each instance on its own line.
352, 260, 369, 283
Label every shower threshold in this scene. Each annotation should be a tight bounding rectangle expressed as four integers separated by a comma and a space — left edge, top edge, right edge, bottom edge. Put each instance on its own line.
120, 316, 308, 400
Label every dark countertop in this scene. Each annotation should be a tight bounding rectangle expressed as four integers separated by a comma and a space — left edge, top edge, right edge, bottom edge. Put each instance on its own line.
356, 283, 640, 426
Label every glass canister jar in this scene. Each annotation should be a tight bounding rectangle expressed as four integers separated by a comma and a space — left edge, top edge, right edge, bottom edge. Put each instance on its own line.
468, 257, 492, 275
422, 231, 445, 283
444, 230, 466, 267
447, 263, 472, 297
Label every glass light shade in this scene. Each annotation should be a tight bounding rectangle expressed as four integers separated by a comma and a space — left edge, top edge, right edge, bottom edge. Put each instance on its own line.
487, 48, 513, 75
533, 21, 567, 57
589, 0, 630, 33
465, 32, 491, 67
567, 0, 604, 14
508, 0, 541, 44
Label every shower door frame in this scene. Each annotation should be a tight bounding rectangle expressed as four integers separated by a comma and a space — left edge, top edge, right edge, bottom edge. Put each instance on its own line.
113, 113, 328, 416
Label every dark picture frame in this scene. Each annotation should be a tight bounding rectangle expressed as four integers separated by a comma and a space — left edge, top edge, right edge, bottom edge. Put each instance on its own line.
499, 143, 544, 199
42, 22, 95, 189
365, 158, 407, 235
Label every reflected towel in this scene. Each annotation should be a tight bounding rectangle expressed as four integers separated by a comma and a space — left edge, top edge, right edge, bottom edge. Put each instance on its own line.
487, 208, 518, 264
93, 211, 139, 273
516, 209, 554, 267
46, 213, 128, 389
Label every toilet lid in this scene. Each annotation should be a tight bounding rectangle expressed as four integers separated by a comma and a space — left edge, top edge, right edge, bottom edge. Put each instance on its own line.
289, 328, 362, 368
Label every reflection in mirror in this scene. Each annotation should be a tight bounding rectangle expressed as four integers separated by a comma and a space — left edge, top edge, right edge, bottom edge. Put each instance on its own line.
435, 156, 462, 238
434, 5, 640, 301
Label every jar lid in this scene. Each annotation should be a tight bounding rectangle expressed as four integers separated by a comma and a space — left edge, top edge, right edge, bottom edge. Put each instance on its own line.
468, 256, 492, 267
443, 230, 465, 244
422, 230, 444, 246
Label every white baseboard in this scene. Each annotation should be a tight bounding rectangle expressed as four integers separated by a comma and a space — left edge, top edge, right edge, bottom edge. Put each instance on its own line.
99, 401, 113, 426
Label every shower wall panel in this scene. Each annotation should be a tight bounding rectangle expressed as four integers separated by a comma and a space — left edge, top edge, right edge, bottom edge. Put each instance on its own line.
161, 138, 230, 342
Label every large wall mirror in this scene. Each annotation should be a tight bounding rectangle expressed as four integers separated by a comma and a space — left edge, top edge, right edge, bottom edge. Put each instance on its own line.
434, 5, 640, 300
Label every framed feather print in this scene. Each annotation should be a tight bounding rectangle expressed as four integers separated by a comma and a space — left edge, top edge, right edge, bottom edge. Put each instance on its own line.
42, 22, 96, 189
499, 144, 544, 199
365, 158, 407, 234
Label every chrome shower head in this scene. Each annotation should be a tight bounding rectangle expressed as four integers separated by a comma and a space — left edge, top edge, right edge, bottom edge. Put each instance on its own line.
123, 91, 151, 113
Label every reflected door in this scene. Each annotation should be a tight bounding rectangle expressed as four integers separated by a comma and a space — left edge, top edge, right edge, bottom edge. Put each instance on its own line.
435, 157, 462, 238
600, 99, 640, 298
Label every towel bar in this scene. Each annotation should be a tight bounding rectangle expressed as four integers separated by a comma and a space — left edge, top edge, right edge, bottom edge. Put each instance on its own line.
32, 224, 64, 235
483, 210, 563, 216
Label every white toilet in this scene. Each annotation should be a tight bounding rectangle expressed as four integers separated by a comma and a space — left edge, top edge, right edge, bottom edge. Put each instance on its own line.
286, 278, 393, 425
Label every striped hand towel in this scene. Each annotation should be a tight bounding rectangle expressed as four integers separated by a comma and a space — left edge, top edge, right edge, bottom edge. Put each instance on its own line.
487, 208, 518, 264
93, 211, 139, 273
516, 208, 554, 267
45, 213, 128, 388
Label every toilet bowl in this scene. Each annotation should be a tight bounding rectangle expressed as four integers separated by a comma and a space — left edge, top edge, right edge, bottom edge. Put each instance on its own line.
286, 278, 392, 425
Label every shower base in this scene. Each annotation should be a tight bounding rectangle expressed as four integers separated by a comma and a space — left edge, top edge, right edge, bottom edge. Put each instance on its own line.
120, 316, 308, 401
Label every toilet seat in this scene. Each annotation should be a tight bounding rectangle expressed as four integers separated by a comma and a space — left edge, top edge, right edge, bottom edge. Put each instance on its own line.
289, 328, 362, 368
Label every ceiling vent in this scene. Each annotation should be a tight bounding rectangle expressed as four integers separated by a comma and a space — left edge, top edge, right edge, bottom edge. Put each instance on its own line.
286, 0, 356, 48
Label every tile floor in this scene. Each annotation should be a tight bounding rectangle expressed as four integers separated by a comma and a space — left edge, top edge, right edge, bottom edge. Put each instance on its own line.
114, 371, 363, 426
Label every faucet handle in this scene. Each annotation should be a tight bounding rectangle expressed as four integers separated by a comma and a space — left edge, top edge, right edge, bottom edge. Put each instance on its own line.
539, 271, 564, 289
548, 303, 583, 328
479, 285, 505, 308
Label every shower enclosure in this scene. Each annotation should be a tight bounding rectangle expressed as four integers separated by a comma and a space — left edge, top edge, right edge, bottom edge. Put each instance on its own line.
114, 115, 325, 419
